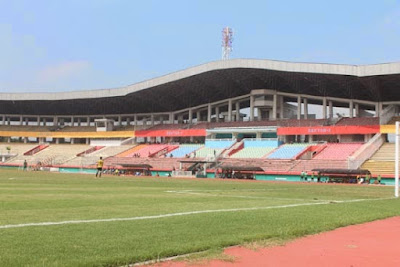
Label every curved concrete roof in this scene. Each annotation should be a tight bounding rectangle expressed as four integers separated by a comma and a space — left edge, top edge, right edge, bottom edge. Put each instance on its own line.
2, 59, 400, 101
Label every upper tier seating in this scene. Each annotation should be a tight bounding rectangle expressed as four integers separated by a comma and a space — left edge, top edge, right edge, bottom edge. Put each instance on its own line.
231, 147, 275, 158
195, 147, 223, 158
231, 139, 279, 158
144, 124, 189, 130
361, 143, 396, 175
335, 117, 379, 126
312, 143, 363, 160
8, 144, 91, 166
267, 143, 310, 159
166, 144, 202, 158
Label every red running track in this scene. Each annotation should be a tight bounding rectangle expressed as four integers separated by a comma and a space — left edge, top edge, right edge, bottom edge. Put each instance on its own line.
150, 216, 400, 267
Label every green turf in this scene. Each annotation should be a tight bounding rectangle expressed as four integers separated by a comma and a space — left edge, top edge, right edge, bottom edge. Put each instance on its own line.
0, 169, 399, 266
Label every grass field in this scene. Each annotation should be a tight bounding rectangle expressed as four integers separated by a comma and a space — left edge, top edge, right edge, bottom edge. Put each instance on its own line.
0, 169, 399, 267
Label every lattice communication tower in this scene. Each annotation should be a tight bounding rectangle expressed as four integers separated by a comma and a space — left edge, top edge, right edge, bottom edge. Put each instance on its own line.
222, 27, 233, 60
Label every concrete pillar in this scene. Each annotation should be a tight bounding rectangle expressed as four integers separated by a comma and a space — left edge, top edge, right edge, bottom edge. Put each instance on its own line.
322, 97, 327, 119
257, 108, 262, 121
42, 118, 46, 126
134, 114, 138, 126
71, 138, 75, 144
36, 116, 40, 125
86, 138, 90, 145
375, 103, 380, 117
256, 132, 262, 138
215, 106, 220, 122
228, 99, 232, 122
25, 118, 29, 126
3, 115, 6, 125
56, 138, 60, 144
250, 95, 255, 121
303, 98, 308, 119
24, 137, 28, 144
355, 103, 359, 117
309, 135, 313, 143
7, 137, 11, 143
297, 96, 301, 120
126, 117, 131, 125
178, 114, 183, 124
77, 118, 81, 126
87, 117, 90, 126
169, 113, 174, 124
188, 109, 193, 124
235, 102, 240, 121
118, 116, 122, 126
279, 95, 284, 119
207, 104, 212, 122
349, 100, 354, 118
196, 111, 201, 122
329, 101, 333, 119
272, 93, 277, 120
53, 116, 58, 127
20, 116, 23, 126
151, 114, 155, 126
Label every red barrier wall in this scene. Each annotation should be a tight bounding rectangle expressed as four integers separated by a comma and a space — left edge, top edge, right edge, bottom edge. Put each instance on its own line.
135, 129, 206, 137
277, 125, 380, 135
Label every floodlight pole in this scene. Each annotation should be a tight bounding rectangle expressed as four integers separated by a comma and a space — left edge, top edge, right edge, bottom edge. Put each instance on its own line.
395, 121, 399, 198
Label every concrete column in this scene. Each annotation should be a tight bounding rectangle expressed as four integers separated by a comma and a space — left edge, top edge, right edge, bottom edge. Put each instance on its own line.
196, 111, 201, 122
207, 104, 212, 123
297, 96, 301, 120
87, 117, 90, 126
322, 97, 327, 119
169, 113, 174, 124
118, 116, 122, 126
36, 116, 40, 126
329, 101, 333, 119
70, 116, 74, 127
7, 137, 11, 143
349, 100, 354, 118
151, 114, 155, 126
20, 116, 23, 126
188, 109, 193, 123
42, 118, 46, 126
178, 114, 183, 124
215, 106, 220, 122
56, 138, 60, 144
303, 98, 308, 119
250, 95, 255, 121
256, 132, 262, 138
25, 118, 29, 126
228, 99, 232, 122
279, 95, 284, 119
86, 138, 90, 145
126, 117, 131, 125
71, 138, 75, 144
309, 135, 313, 143
235, 102, 240, 121
24, 137, 28, 144
272, 93, 277, 120
134, 114, 138, 126
355, 103, 360, 117
3, 115, 6, 125
53, 116, 58, 127
78, 118, 81, 126
375, 103, 380, 117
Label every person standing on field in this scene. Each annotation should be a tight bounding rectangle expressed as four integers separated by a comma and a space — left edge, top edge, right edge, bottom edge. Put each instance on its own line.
96, 157, 104, 177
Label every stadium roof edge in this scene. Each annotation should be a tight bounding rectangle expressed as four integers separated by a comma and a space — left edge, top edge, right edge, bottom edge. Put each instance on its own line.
2, 59, 400, 101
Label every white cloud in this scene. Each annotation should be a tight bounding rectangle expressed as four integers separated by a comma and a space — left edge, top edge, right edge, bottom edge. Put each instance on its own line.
36, 60, 91, 84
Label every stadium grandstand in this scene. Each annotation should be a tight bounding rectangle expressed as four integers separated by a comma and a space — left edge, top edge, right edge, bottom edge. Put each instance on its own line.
1, 58, 400, 184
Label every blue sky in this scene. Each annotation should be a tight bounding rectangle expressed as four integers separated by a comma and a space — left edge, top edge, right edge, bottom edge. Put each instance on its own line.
0, 0, 399, 93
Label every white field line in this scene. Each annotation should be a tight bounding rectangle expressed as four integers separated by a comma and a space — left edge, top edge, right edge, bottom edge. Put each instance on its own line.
165, 190, 317, 201
0, 197, 393, 230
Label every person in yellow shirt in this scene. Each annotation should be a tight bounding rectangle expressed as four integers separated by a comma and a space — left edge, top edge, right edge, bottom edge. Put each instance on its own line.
96, 157, 104, 177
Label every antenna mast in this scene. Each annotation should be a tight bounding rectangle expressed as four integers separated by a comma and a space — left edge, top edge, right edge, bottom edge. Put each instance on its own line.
222, 27, 233, 60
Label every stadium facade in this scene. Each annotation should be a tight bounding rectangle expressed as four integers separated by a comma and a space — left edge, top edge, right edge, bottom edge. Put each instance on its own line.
1, 59, 399, 184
